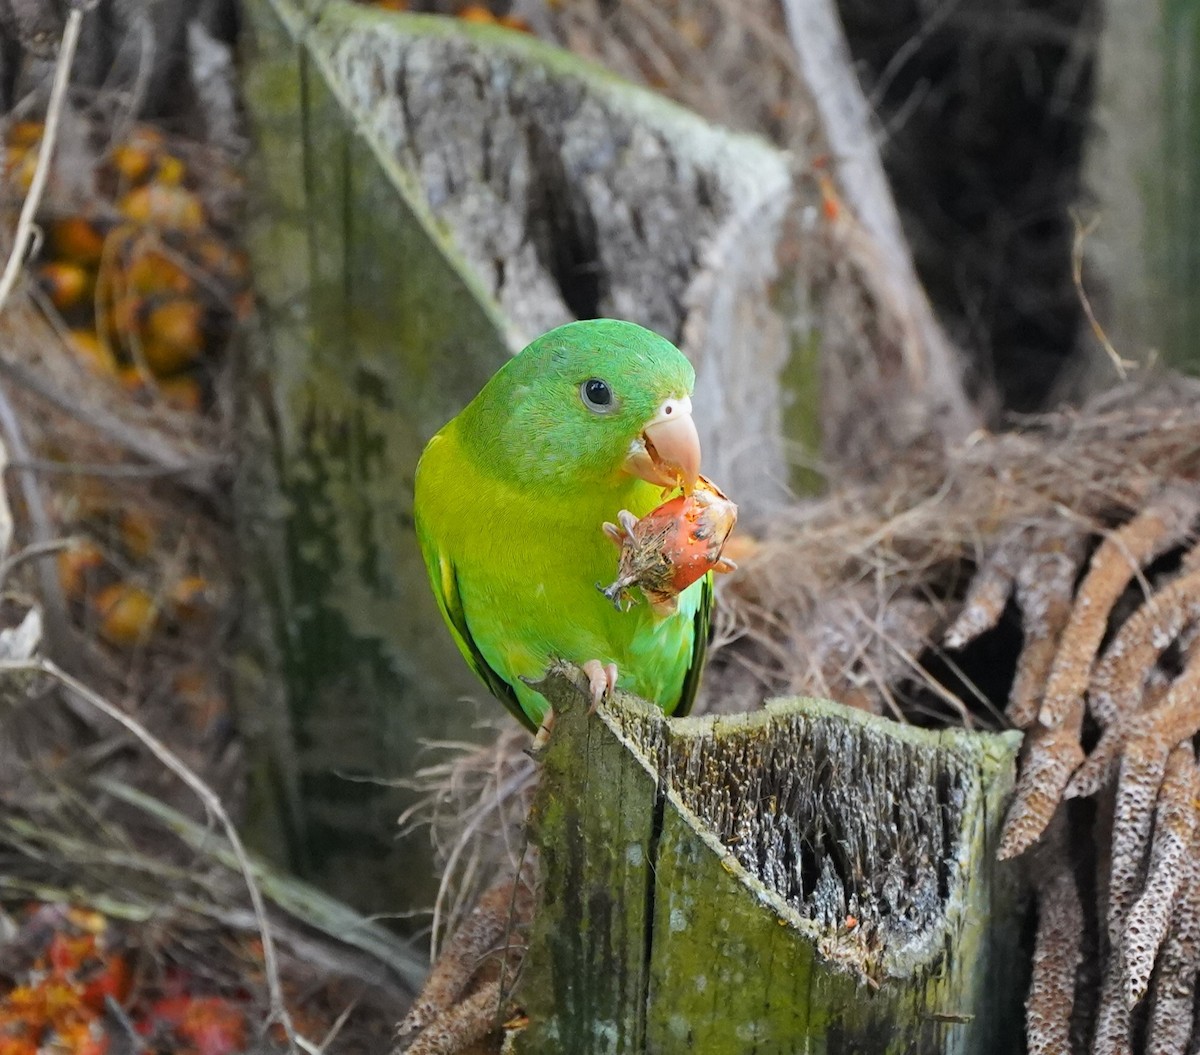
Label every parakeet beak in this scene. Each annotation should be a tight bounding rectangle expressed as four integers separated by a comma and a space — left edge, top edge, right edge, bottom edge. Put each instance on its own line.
623, 396, 701, 492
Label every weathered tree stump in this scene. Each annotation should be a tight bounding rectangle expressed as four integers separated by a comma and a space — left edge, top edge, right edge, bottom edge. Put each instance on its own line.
513, 666, 1026, 1054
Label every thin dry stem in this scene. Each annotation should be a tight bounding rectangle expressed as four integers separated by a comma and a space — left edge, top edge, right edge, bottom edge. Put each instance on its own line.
1070, 209, 1138, 381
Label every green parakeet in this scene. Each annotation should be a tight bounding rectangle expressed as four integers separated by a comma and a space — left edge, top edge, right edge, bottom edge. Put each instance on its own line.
413, 318, 711, 731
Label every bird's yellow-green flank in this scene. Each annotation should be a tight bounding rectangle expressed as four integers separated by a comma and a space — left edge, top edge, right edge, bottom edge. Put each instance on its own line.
416, 426, 704, 726
412, 318, 711, 730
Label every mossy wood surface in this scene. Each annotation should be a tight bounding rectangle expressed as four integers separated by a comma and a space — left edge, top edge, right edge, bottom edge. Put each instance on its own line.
1086, 0, 1200, 374
237, 0, 817, 911
514, 667, 1026, 1055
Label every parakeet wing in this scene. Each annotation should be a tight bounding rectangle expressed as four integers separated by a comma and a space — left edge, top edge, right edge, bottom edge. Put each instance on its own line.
673, 572, 712, 718
425, 545, 529, 729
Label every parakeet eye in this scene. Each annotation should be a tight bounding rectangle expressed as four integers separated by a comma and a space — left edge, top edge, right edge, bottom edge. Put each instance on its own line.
580, 378, 616, 413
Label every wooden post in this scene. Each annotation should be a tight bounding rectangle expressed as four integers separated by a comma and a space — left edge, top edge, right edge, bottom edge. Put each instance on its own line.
514, 666, 1026, 1054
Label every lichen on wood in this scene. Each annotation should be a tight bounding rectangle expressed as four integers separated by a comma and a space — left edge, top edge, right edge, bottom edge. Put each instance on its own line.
510, 665, 1024, 1055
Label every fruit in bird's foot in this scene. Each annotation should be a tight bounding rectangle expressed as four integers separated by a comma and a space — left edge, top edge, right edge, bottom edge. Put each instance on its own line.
601, 475, 737, 616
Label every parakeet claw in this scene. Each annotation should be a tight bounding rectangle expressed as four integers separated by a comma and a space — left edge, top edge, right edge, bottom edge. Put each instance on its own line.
582, 659, 619, 710
531, 710, 556, 751
714, 557, 738, 573
602, 510, 641, 548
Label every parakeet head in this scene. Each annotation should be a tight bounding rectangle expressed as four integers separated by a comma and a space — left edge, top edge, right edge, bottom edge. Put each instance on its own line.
459, 319, 701, 494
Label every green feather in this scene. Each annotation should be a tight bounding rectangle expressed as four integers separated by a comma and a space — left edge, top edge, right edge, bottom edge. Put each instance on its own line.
413, 319, 711, 730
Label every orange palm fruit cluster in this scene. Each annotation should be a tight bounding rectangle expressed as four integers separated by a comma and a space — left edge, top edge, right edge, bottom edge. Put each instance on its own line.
3, 120, 250, 413
55, 519, 215, 653
0, 903, 256, 1055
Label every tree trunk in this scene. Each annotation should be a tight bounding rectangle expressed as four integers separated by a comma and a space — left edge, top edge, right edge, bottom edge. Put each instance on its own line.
1083, 0, 1200, 375
512, 666, 1027, 1055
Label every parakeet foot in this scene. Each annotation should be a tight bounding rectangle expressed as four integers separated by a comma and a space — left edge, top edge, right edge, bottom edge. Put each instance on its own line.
601, 509, 640, 547
582, 659, 619, 711
531, 710, 556, 751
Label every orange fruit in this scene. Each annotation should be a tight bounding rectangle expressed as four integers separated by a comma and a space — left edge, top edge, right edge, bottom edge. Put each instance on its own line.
139, 298, 205, 375
65, 330, 118, 377
94, 583, 157, 647
157, 376, 203, 413
123, 249, 195, 297
37, 261, 94, 311
169, 575, 213, 621
4, 144, 36, 191
117, 365, 148, 399
57, 541, 106, 599
601, 476, 738, 614
154, 154, 186, 186
118, 183, 205, 231
7, 120, 44, 146
192, 235, 249, 285
48, 217, 106, 266
110, 126, 165, 184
